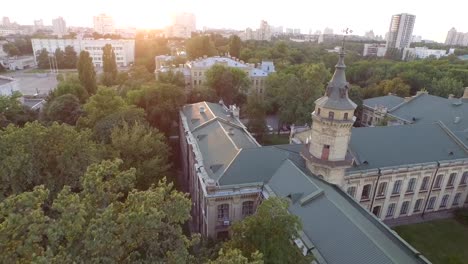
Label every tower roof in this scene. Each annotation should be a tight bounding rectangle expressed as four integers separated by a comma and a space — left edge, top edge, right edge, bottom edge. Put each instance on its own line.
315, 49, 357, 111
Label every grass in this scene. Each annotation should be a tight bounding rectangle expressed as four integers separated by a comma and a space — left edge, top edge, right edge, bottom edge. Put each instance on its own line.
261, 133, 290, 146
394, 218, 468, 264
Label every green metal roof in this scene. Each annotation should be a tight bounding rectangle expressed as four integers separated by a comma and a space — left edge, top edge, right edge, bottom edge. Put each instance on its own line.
363, 95, 405, 110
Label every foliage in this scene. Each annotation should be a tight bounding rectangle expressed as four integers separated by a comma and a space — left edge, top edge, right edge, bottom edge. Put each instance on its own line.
2, 42, 20, 57
186, 35, 218, 60
0, 159, 197, 263
0, 92, 38, 128
110, 122, 171, 189
0, 121, 99, 199
429, 76, 464, 98
78, 87, 128, 129
37, 48, 50, 69
50, 76, 89, 103
245, 95, 266, 141
209, 249, 263, 264
205, 64, 250, 105
102, 44, 118, 86
63, 45, 78, 69
77, 51, 97, 95
43, 94, 82, 125
134, 37, 170, 72
376, 77, 410, 97
265, 63, 330, 125
127, 83, 186, 135
188, 86, 217, 103
93, 107, 147, 144
54, 47, 65, 69
225, 197, 310, 264
118, 65, 155, 93
158, 70, 186, 88
229, 35, 242, 59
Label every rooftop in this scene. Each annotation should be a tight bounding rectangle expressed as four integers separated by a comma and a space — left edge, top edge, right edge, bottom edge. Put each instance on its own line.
363, 94, 405, 110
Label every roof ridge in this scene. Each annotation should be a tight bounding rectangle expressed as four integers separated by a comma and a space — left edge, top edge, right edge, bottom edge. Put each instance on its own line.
437, 121, 468, 153
389, 92, 426, 112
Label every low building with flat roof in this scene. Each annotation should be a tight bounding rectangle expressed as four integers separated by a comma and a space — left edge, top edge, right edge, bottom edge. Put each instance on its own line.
0, 75, 19, 96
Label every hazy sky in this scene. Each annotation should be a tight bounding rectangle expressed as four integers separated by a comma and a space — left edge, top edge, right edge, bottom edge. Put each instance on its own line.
3, 0, 467, 42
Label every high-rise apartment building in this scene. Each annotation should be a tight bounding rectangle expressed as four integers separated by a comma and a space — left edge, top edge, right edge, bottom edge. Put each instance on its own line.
93, 14, 115, 34
445, 28, 468, 47
52, 17, 67, 37
34, 19, 44, 30
2, 17, 11, 26
166, 13, 196, 39
386, 13, 416, 49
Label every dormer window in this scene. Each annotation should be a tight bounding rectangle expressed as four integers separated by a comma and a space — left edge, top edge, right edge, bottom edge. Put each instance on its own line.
344, 113, 348, 120
328, 111, 334, 120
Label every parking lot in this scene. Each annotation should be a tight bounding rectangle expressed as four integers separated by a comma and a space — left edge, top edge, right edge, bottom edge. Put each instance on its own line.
2, 70, 58, 96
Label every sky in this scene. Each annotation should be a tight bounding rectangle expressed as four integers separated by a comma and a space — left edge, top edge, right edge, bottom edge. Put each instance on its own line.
3, 0, 467, 42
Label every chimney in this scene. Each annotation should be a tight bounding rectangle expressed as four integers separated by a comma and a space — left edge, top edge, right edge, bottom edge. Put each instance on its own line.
463, 87, 468, 99
199, 106, 206, 113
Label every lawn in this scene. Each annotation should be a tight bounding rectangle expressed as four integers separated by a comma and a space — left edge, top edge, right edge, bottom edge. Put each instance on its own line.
394, 218, 468, 264
261, 134, 290, 146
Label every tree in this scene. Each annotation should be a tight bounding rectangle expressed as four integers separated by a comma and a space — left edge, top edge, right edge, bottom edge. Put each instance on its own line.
43, 94, 82, 125
188, 86, 217, 103
102, 44, 118, 86
225, 197, 310, 264
158, 70, 186, 88
429, 76, 464, 98
50, 76, 89, 103
127, 83, 186, 135
229, 35, 242, 59
37, 48, 50, 69
209, 249, 263, 264
63, 45, 78, 69
205, 64, 250, 105
54, 48, 65, 69
377, 77, 410, 97
0, 92, 37, 128
2, 42, 20, 57
186, 36, 217, 60
77, 51, 97, 95
93, 107, 147, 144
0, 121, 99, 198
110, 122, 171, 189
245, 95, 267, 141
0, 159, 197, 263
77, 87, 128, 129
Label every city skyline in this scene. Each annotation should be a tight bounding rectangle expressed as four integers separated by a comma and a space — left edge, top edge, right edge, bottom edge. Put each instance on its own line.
2, 0, 468, 42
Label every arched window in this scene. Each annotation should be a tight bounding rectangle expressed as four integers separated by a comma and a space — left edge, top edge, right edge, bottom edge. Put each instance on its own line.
461, 172, 468, 185
347, 186, 356, 197
361, 184, 372, 201
392, 180, 402, 194
414, 199, 423, 212
420, 176, 430, 190
400, 201, 410, 215
453, 193, 462, 206
328, 111, 334, 120
427, 196, 436, 209
434, 175, 444, 189
377, 182, 387, 197
242, 201, 254, 216
440, 194, 449, 208
447, 173, 456, 187
217, 204, 229, 220
406, 178, 416, 193
344, 113, 349, 120
386, 203, 396, 218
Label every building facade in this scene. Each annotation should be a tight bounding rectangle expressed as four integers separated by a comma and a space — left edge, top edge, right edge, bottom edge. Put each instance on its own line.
31, 38, 135, 67
52, 17, 67, 37
166, 13, 196, 39
363, 43, 387, 57
445, 28, 468, 47
0, 76, 19, 96
93, 14, 115, 34
402, 46, 450, 60
386, 13, 416, 49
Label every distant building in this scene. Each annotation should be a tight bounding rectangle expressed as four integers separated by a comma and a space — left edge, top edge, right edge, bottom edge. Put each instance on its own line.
285, 28, 294, 34
2, 17, 11, 26
445, 28, 468, 47
402, 47, 448, 60
323, 27, 333, 35
364, 30, 375, 40
386, 13, 416, 49
293, 28, 301, 35
239, 20, 272, 41
1, 56, 36, 70
363, 43, 387, 57
165, 13, 196, 39
34, 19, 44, 31
93, 14, 115, 34
411, 35, 422, 43
52, 17, 67, 37
0, 76, 19, 96
31, 38, 135, 67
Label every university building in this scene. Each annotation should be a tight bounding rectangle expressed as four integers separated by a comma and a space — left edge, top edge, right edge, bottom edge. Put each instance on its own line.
179, 50, 434, 263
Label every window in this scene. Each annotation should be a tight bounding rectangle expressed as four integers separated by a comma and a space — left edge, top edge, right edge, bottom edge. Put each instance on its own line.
434, 175, 444, 189
321, 145, 330, 160
453, 193, 462, 206
199, 80, 202, 85
217, 204, 229, 220
259, 88, 263, 94
440, 194, 449, 208
400, 201, 410, 215
344, 113, 349, 120
386, 203, 396, 217
317, 108, 321, 115
447, 173, 456, 187
328, 111, 334, 120
427, 196, 436, 210
242, 201, 254, 216
372, 206, 381, 217
361, 184, 372, 201
414, 199, 423, 212
460, 172, 468, 185
407, 178, 416, 193
193, 80, 197, 85
377, 182, 387, 197
420, 176, 430, 191
392, 180, 402, 195
347, 186, 356, 197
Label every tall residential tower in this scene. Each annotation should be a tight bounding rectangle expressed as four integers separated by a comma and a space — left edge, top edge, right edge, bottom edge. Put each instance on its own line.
386, 13, 416, 49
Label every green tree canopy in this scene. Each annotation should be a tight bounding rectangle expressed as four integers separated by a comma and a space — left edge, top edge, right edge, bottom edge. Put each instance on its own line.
205, 64, 250, 105
229, 35, 242, 59
245, 94, 267, 141
186, 35, 217, 60
63, 45, 78, 69
43, 94, 82, 125
0, 121, 99, 198
225, 197, 310, 264
2, 42, 20, 57
209, 249, 263, 264
109, 122, 171, 189
158, 70, 186, 88
37, 48, 50, 69
429, 76, 464, 98
0, 92, 37, 128
77, 51, 97, 95
50, 76, 89, 103
0, 159, 197, 263
102, 44, 118, 86
376, 77, 411, 97
54, 48, 65, 69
